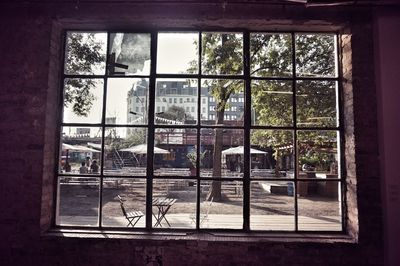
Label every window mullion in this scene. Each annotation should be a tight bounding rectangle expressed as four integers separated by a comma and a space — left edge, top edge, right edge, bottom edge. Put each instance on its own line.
146, 31, 158, 230
243, 31, 251, 231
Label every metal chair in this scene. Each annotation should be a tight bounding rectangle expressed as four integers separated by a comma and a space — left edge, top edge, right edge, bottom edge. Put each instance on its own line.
117, 195, 144, 227
190, 197, 213, 225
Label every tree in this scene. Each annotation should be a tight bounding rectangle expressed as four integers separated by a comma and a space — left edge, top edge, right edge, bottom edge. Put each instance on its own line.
200, 33, 243, 201
250, 34, 337, 173
64, 32, 106, 116
198, 33, 337, 200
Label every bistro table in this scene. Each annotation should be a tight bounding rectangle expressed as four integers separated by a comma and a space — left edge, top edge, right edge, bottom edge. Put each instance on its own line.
152, 197, 177, 227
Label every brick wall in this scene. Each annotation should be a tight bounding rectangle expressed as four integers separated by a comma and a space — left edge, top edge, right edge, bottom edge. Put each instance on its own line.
0, 2, 385, 265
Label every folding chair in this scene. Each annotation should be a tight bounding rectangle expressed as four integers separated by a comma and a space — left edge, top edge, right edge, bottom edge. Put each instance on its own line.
190, 197, 213, 225
117, 195, 144, 227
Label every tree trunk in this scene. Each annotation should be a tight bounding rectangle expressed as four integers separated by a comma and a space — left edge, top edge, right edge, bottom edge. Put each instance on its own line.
206, 109, 224, 201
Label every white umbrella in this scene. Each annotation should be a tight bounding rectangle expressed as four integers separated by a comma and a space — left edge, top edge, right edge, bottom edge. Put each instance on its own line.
120, 144, 170, 154
222, 146, 267, 155
62, 143, 99, 152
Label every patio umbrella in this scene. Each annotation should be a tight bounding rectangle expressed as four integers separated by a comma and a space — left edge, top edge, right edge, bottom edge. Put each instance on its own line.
61, 143, 100, 166
119, 144, 170, 154
222, 146, 267, 155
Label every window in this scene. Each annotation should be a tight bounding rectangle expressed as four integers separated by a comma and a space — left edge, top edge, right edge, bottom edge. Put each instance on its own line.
57, 31, 342, 232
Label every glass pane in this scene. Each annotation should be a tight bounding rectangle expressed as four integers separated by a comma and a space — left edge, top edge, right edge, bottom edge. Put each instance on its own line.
106, 78, 149, 125
296, 81, 338, 127
56, 176, 100, 226
201, 79, 244, 126
297, 130, 339, 177
104, 127, 147, 175
155, 79, 197, 125
250, 181, 295, 231
250, 33, 292, 77
154, 128, 196, 175
295, 34, 337, 77
64, 32, 107, 75
199, 181, 243, 229
200, 128, 244, 178
251, 130, 294, 178
62, 78, 104, 124
201, 32, 243, 75
152, 179, 197, 229
102, 178, 146, 228
59, 127, 102, 174
297, 181, 342, 231
108, 33, 151, 75
251, 80, 293, 126
157, 32, 199, 74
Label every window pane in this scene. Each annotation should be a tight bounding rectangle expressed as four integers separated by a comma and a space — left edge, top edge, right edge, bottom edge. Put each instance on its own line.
201, 79, 244, 126
154, 128, 195, 175
295, 34, 337, 77
108, 33, 151, 76
64, 32, 107, 75
56, 176, 100, 226
157, 32, 199, 74
152, 179, 197, 229
202, 32, 243, 75
199, 181, 243, 229
297, 181, 342, 231
200, 128, 244, 178
250, 33, 292, 77
59, 126, 102, 174
296, 81, 338, 128
155, 79, 197, 125
297, 130, 339, 177
106, 78, 149, 125
62, 78, 104, 124
250, 130, 293, 178
101, 178, 146, 228
104, 127, 147, 175
250, 181, 295, 231
251, 80, 293, 126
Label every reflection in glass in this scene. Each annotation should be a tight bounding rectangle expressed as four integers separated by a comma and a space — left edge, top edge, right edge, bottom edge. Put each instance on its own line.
296, 80, 338, 128
297, 130, 339, 177
201, 79, 244, 126
251, 80, 293, 126
200, 128, 244, 178
64, 32, 107, 75
104, 127, 147, 175
106, 78, 149, 125
108, 33, 151, 75
62, 78, 104, 124
202, 32, 243, 75
157, 32, 199, 74
56, 176, 100, 226
250, 33, 292, 77
59, 127, 102, 174
152, 179, 196, 229
250, 130, 293, 178
199, 180, 243, 229
155, 79, 197, 125
101, 178, 146, 228
295, 34, 337, 77
250, 181, 295, 231
297, 181, 342, 231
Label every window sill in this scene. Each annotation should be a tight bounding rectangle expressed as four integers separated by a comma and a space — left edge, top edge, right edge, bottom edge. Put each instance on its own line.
42, 228, 356, 244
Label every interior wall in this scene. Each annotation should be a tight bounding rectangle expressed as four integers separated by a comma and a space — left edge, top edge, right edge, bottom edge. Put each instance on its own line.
0, 2, 387, 265
374, 10, 400, 266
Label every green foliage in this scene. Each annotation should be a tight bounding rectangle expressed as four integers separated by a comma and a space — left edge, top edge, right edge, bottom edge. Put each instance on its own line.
157, 105, 193, 122
64, 33, 105, 116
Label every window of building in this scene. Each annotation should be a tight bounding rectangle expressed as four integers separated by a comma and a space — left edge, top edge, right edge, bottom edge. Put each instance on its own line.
57, 31, 343, 232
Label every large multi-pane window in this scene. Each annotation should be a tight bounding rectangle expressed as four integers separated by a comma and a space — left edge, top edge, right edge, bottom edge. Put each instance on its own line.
56, 30, 343, 232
